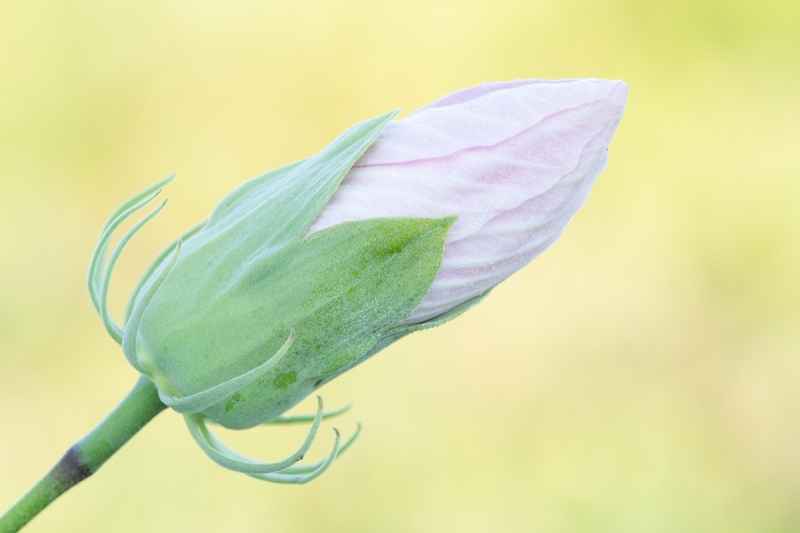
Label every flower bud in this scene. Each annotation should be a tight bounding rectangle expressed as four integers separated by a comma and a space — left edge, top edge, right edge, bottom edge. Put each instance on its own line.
88, 78, 626, 480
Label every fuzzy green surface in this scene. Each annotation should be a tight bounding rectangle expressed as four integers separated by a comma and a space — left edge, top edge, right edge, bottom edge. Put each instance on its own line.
138, 215, 453, 428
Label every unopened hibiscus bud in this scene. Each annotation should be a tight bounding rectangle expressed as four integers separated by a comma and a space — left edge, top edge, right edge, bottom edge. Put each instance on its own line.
86, 78, 626, 483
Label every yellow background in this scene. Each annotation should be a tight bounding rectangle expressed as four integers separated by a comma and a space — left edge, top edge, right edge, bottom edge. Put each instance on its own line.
1, 1, 799, 531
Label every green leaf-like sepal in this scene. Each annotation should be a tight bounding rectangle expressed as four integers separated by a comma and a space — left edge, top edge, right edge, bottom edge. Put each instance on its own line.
137, 215, 455, 428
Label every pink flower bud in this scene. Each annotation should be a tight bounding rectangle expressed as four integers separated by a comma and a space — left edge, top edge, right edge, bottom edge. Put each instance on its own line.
309, 78, 628, 324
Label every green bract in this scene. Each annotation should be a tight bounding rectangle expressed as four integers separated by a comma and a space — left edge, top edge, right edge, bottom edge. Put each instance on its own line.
87, 110, 457, 482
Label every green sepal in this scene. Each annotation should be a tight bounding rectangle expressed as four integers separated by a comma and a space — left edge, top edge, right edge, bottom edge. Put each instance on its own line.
136, 215, 455, 429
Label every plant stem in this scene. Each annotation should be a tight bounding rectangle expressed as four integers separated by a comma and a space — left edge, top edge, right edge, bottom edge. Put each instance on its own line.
0, 376, 166, 533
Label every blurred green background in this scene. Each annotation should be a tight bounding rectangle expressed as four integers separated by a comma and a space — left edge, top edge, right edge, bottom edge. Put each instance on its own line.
1, 1, 799, 531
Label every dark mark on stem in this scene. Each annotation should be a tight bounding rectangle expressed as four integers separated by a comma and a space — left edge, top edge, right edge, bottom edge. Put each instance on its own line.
55, 446, 93, 487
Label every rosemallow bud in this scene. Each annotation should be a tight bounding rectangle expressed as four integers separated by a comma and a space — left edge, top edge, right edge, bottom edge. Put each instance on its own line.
87, 78, 626, 482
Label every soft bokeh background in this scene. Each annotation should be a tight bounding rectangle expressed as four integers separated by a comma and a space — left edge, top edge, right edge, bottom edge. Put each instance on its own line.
2, 1, 799, 531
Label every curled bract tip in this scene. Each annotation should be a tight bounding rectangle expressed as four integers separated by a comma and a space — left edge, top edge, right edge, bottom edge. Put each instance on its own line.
87, 178, 174, 346
184, 396, 358, 484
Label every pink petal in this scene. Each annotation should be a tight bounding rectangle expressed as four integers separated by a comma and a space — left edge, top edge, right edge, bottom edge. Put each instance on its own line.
309, 78, 628, 324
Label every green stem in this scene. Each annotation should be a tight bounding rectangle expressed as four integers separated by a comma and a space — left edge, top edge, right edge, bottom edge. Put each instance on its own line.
0, 376, 166, 533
